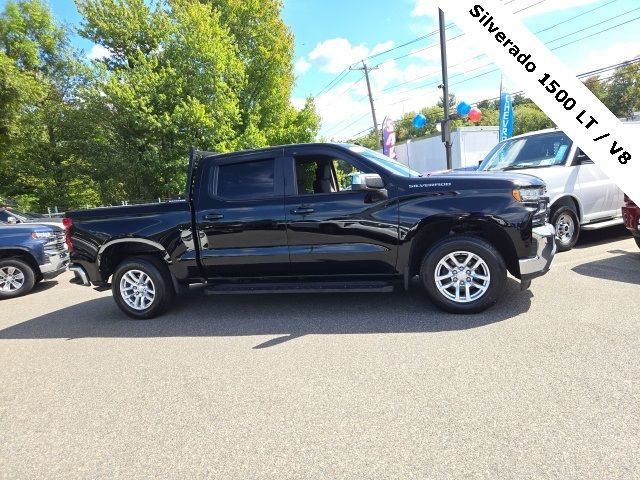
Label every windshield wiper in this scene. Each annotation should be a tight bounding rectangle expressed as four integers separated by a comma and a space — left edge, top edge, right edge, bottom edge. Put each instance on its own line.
502, 165, 536, 171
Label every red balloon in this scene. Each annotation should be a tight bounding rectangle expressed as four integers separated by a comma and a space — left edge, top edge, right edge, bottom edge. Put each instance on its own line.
468, 107, 483, 122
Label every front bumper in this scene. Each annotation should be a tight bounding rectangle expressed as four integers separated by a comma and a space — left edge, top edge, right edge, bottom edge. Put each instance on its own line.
39, 250, 70, 280
519, 223, 557, 281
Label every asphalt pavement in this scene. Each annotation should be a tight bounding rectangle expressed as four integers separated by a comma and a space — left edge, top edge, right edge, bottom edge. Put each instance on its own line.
1, 226, 639, 479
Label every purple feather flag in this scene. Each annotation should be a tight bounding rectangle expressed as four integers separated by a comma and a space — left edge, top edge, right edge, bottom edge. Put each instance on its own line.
382, 116, 396, 158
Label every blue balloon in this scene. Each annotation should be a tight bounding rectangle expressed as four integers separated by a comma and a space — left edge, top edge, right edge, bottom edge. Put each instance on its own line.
457, 102, 472, 117
413, 113, 427, 129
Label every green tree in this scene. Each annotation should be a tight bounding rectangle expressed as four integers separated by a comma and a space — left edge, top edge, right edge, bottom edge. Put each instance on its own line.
583, 75, 608, 103
512, 103, 554, 136
204, 0, 301, 146
347, 129, 379, 150
603, 62, 640, 118
0, 0, 98, 211
76, 0, 319, 203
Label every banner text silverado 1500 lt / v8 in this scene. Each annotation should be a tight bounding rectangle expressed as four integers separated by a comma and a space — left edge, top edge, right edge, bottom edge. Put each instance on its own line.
66, 144, 556, 318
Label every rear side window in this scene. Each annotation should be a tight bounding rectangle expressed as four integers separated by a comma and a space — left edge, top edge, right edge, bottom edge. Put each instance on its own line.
216, 159, 275, 199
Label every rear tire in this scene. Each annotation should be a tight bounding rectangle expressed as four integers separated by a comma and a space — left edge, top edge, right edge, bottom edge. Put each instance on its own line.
112, 257, 175, 319
420, 235, 507, 314
552, 206, 580, 252
0, 258, 36, 299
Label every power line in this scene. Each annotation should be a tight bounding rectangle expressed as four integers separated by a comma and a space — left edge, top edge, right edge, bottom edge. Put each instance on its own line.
464, 58, 640, 106
322, 0, 635, 137
326, 111, 373, 139
383, 11, 640, 105
318, 73, 368, 110
314, 69, 351, 97
371, 0, 549, 69
381, 0, 626, 94
312, 0, 545, 99
364, 0, 527, 63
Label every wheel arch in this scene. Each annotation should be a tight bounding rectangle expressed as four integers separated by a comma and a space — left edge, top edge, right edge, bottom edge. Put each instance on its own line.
97, 239, 171, 283
0, 248, 40, 275
550, 194, 582, 223
408, 217, 520, 279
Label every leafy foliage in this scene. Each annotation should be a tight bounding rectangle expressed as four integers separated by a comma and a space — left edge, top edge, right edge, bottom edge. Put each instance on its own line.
0, 0, 320, 210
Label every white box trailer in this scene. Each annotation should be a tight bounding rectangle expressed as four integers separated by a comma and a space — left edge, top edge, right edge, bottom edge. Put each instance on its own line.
393, 126, 499, 172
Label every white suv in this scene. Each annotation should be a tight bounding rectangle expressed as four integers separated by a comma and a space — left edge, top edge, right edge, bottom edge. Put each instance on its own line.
476, 128, 625, 251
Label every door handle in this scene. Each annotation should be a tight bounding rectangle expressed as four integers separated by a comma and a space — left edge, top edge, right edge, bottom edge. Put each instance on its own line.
204, 213, 224, 221
290, 207, 314, 215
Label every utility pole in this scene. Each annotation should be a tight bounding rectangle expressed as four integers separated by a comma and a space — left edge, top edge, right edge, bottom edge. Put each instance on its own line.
438, 9, 453, 170
351, 61, 379, 138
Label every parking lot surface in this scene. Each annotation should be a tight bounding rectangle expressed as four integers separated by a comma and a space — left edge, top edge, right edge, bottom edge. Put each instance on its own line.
1, 227, 639, 479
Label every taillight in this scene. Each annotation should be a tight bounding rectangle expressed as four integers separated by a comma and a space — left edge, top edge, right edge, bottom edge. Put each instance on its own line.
62, 217, 73, 252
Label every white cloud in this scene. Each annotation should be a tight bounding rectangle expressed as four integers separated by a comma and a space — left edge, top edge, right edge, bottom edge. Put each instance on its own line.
317, 0, 620, 140
294, 57, 311, 75
569, 40, 640, 76
87, 44, 111, 60
320, 82, 502, 140
308, 38, 396, 74
308, 38, 370, 74
518, 0, 600, 18
370, 40, 395, 56
411, 0, 434, 18
291, 97, 306, 110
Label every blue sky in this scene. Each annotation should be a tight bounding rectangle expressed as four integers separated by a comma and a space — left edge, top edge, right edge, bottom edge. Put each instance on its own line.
5, 0, 640, 139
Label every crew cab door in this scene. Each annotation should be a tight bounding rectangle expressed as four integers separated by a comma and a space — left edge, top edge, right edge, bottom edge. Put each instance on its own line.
194, 152, 289, 278
283, 147, 399, 276
574, 149, 622, 221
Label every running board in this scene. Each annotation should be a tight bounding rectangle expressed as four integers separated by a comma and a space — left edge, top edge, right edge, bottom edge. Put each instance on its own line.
204, 281, 395, 295
581, 218, 623, 230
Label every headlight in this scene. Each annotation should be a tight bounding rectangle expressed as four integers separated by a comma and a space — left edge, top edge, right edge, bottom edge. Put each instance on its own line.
512, 186, 546, 202
31, 231, 55, 240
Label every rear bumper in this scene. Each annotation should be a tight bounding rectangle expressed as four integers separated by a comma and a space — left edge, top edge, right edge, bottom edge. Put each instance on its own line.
519, 223, 557, 281
622, 205, 640, 235
69, 263, 91, 286
39, 250, 70, 280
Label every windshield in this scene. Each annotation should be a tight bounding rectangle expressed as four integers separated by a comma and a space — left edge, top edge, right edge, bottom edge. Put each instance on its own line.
0, 209, 34, 222
479, 132, 573, 171
348, 145, 422, 177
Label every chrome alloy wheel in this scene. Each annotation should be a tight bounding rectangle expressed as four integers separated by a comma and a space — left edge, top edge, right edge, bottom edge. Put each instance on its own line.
555, 213, 575, 246
0, 266, 25, 292
434, 251, 491, 304
119, 269, 156, 311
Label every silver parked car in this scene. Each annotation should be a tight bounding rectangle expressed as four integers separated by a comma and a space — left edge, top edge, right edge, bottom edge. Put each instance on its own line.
476, 128, 628, 251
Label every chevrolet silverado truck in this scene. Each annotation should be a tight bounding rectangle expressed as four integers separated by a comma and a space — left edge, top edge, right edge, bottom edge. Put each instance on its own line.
0, 221, 69, 298
66, 143, 556, 319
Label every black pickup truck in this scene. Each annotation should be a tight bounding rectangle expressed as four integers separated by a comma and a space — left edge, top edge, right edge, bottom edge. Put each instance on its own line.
66, 143, 556, 318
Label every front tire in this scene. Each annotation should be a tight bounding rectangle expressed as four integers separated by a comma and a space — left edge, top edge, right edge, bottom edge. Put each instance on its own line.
112, 257, 175, 319
420, 235, 507, 314
0, 258, 36, 299
552, 206, 580, 252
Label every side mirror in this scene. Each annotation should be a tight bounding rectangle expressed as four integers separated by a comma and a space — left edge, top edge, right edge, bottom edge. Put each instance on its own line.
351, 172, 385, 190
364, 174, 385, 189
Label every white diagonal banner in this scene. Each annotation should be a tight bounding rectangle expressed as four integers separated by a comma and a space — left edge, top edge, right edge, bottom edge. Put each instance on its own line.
436, 0, 640, 205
